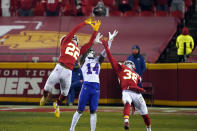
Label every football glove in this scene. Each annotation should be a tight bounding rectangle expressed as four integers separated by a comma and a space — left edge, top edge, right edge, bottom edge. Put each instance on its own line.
94, 32, 103, 44
108, 29, 118, 42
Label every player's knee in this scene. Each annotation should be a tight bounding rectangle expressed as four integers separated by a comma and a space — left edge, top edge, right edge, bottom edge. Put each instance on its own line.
90, 110, 96, 114
123, 99, 132, 105
61, 90, 68, 97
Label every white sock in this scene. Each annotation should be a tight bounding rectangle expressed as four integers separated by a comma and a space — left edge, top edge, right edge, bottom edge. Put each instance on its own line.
124, 118, 129, 123
147, 126, 151, 131
90, 113, 97, 131
69, 111, 82, 131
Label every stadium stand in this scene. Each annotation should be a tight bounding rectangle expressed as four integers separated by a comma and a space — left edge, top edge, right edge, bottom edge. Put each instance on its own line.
124, 10, 139, 16
155, 11, 169, 16
139, 10, 154, 16
109, 9, 123, 16
0, 16, 178, 63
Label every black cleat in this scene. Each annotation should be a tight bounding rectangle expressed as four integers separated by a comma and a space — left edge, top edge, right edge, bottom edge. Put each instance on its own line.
124, 122, 129, 130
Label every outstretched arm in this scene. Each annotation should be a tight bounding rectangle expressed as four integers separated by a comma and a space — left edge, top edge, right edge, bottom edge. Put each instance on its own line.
62, 17, 94, 44
101, 39, 121, 72
98, 30, 118, 64
80, 20, 101, 55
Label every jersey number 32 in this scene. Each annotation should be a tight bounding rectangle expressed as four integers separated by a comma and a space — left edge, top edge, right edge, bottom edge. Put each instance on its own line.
65, 43, 80, 60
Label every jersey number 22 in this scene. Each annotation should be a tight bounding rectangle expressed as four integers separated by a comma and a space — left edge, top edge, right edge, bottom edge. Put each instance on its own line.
65, 43, 80, 60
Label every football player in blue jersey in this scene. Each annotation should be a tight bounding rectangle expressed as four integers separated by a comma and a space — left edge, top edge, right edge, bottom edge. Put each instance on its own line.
69, 30, 118, 131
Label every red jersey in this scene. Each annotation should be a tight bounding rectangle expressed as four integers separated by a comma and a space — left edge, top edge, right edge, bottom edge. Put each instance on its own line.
58, 21, 97, 70
46, 0, 59, 12
102, 40, 145, 93
19, 0, 35, 10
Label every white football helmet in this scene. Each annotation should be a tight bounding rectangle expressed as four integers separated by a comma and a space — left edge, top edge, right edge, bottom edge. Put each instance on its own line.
123, 60, 136, 71
72, 35, 79, 45
87, 48, 96, 58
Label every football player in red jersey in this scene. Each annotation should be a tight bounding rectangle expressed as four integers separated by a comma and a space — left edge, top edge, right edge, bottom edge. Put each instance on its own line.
101, 36, 151, 131
40, 17, 101, 118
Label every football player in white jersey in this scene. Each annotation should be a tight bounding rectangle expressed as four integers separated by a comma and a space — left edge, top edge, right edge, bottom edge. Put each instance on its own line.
69, 30, 118, 131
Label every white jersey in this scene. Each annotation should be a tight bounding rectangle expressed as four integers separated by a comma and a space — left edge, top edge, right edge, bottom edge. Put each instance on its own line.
81, 57, 101, 83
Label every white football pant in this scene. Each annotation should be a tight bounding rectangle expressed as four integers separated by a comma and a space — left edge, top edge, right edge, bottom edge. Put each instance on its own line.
44, 63, 72, 96
122, 90, 148, 115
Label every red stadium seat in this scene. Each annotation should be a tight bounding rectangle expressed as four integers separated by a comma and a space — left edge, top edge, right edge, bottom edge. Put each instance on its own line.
82, 5, 93, 16
170, 11, 184, 21
155, 11, 168, 16
89, 0, 99, 6
103, 0, 115, 7
139, 11, 154, 16
34, 2, 45, 16
109, 10, 123, 16
124, 10, 138, 16
63, 5, 77, 16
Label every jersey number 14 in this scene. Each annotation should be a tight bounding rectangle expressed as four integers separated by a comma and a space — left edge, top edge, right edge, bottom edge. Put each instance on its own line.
87, 63, 99, 75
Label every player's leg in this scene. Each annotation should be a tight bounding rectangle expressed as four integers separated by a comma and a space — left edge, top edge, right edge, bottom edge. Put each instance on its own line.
122, 90, 132, 130
70, 83, 90, 131
133, 93, 151, 131
53, 67, 72, 118
89, 83, 100, 131
40, 64, 60, 106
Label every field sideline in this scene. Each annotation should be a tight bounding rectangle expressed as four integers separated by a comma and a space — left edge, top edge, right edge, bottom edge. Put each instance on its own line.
0, 105, 197, 131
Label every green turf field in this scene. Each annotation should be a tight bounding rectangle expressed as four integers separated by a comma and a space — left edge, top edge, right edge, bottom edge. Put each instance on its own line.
0, 106, 197, 131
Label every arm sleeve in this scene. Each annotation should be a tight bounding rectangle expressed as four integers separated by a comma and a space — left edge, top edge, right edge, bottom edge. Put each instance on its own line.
102, 40, 121, 72
99, 40, 112, 64
176, 37, 179, 48
191, 37, 194, 49
98, 55, 105, 64
62, 21, 86, 45
80, 31, 97, 55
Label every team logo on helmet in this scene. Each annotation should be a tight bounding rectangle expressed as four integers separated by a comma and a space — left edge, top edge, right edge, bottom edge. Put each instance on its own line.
123, 60, 136, 71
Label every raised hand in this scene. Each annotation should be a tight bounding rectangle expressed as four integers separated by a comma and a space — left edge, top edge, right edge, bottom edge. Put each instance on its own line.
84, 16, 95, 25
108, 30, 118, 42
90, 20, 101, 31
94, 32, 103, 44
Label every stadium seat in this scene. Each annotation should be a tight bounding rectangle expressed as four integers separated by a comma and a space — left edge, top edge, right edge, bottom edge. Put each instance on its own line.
103, 0, 115, 7
89, 0, 99, 6
34, 3, 45, 16
139, 11, 154, 16
63, 5, 77, 16
155, 11, 168, 16
170, 11, 184, 23
109, 10, 123, 16
124, 10, 138, 16
82, 5, 93, 16
142, 82, 154, 106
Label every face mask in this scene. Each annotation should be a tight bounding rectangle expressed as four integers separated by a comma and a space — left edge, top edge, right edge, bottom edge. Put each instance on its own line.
87, 51, 95, 58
